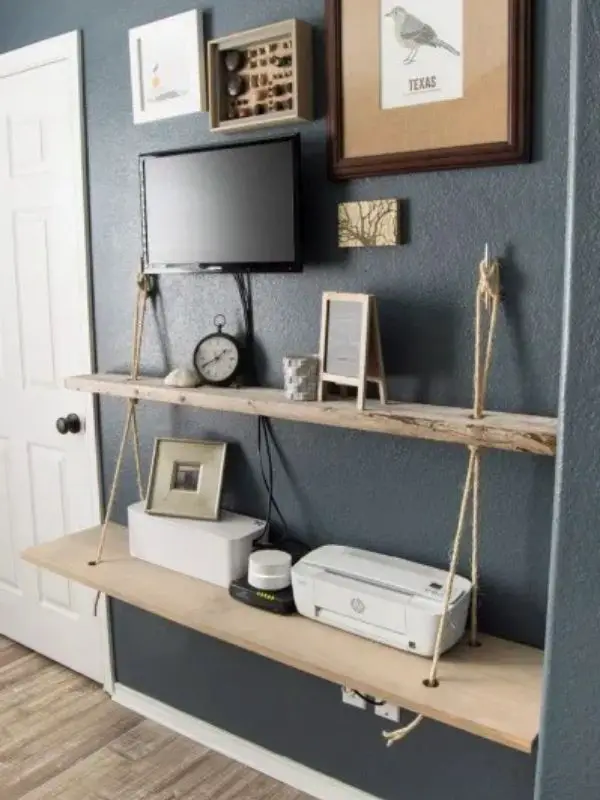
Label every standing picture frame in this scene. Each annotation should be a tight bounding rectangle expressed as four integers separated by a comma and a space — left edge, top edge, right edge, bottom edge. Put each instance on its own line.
326, 0, 532, 179
318, 292, 387, 410
129, 9, 207, 125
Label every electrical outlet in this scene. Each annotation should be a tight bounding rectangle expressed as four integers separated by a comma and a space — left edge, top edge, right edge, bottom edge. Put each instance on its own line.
375, 701, 401, 722
341, 687, 367, 710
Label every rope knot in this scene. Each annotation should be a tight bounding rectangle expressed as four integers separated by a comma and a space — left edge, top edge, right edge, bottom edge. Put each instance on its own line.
478, 258, 501, 311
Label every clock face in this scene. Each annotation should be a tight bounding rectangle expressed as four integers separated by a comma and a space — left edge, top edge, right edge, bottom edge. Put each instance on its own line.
195, 334, 240, 385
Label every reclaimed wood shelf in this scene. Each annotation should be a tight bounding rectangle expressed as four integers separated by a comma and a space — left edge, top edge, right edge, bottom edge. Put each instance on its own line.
66, 374, 557, 456
22, 525, 543, 753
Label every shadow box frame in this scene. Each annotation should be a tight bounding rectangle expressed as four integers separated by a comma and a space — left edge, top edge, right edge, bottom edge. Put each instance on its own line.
326, 0, 533, 180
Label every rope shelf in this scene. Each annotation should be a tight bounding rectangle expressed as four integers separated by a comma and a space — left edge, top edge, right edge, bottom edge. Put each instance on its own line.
87, 249, 520, 748
91, 273, 154, 571
384, 247, 501, 745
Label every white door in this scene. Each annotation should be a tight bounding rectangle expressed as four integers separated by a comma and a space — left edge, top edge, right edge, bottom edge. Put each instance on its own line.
0, 33, 105, 682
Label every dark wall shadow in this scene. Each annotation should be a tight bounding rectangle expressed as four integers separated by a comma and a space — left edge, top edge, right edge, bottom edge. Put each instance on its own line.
300, 134, 350, 268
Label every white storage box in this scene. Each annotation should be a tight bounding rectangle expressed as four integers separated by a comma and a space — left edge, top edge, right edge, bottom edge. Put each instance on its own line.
128, 502, 264, 588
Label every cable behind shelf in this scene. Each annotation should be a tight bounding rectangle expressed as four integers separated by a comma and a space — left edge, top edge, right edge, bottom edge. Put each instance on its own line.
232, 272, 290, 548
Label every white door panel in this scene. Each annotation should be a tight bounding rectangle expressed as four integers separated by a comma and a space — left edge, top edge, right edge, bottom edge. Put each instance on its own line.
0, 438, 19, 592
0, 34, 103, 682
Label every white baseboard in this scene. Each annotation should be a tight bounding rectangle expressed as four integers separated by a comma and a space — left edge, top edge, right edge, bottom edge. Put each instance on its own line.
113, 684, 382, 800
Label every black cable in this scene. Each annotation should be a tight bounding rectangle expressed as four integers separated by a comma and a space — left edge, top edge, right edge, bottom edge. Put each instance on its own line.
257, 417, 273, 539
231, 272, 290, 546
257, 417, 288, 535
231, 273, 293, 544
350, 690, 386, 707
245, 272, 254, 340
257, 418, 293, 544
232, 271, 256, 385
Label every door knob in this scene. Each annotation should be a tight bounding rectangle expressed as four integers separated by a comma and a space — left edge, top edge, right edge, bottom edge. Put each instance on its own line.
56, 414, 82, 435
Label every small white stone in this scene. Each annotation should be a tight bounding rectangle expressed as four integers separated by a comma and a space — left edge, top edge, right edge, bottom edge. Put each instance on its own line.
164, 367, 200, 388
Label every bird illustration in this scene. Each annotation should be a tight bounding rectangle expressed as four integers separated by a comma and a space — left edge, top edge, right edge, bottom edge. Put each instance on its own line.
385, 6, 460, 65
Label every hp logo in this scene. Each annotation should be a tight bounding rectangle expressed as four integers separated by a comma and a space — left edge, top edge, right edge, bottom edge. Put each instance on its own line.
351, 598, 365, 615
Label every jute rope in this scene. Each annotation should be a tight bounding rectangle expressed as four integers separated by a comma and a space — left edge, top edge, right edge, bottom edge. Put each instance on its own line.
469, 248, 501, 647
384, 249, 501, 747
91, 274, 151, 571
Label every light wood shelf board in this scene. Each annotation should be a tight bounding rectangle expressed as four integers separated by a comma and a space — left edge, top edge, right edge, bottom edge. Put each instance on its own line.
22, 525, 543, 753
66, 374, 557, 456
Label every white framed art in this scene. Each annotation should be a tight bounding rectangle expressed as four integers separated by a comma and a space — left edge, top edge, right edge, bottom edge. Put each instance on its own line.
129, 9, 207, 125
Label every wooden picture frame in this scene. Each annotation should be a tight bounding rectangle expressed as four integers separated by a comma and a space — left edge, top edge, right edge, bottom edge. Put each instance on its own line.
318, 292, 387, 410
207, 19, 313, 134
146, 438, 227, 521
326, 0, 532, 179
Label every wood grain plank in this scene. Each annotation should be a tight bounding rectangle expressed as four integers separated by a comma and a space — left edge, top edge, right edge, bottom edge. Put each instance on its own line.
1, 644, 314, 800
0, 639, 30, 669
17, 719, 313, 800
208, 769, 310, 800
0, 680, 107, 755
0, 697, 140, 799
22, 525, 543, 753
0, 657, 79, 708
18, 745, 128, 800
107, 719, 179, 761
83, 724, 213, 800
66, 373, 557, 456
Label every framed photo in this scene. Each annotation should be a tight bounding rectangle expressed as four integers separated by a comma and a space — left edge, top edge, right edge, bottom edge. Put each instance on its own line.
326, 0, 532, 178
146, 439, 227, 521
129, 9, 207, 125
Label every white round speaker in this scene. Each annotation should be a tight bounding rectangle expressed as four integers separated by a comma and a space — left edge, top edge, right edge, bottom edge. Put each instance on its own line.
248, 550, 292, 591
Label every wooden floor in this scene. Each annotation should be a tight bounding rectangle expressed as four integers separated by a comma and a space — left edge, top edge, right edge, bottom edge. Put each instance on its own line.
0, 637, 313, 800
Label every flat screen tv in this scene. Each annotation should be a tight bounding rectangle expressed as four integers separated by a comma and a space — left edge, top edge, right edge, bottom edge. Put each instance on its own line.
140, 135, 302, 274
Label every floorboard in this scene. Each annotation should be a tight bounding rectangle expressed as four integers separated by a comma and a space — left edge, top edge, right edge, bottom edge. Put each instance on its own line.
0, 636, 313, 800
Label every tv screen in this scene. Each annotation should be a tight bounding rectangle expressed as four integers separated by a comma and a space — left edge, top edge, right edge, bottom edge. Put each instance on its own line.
140, 136, 301, 273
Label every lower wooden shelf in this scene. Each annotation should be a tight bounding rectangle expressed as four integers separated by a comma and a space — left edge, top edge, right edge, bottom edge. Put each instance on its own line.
22, 525, 542, 753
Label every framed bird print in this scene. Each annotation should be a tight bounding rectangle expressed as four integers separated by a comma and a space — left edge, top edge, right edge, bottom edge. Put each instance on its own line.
326, 0, 532, 178
129, 10, 207, 125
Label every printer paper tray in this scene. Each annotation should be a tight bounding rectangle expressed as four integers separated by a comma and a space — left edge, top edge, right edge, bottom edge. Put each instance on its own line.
317, 607, 409, 651
313, 572, 407, 633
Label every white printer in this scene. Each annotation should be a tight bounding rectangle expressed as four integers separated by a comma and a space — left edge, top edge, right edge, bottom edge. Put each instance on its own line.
292, 546, 472, 657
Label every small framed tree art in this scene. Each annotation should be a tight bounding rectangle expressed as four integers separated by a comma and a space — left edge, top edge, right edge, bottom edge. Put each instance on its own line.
338, 199, 400, 248
326, 0, 532, 179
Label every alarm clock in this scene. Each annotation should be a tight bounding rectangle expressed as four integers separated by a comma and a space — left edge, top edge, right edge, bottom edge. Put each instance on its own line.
194, 315, 243, 387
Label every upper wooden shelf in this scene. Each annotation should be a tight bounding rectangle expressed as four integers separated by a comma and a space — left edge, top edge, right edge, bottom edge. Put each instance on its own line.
66, 374, 557, 456
22, 525, 543, 753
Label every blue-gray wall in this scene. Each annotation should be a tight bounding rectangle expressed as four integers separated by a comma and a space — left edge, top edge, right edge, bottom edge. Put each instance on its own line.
0, 1, 577, 798
535, 1, 600, 798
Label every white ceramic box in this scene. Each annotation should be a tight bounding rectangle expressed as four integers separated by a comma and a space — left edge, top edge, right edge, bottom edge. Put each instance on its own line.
128, 502, 264, 588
